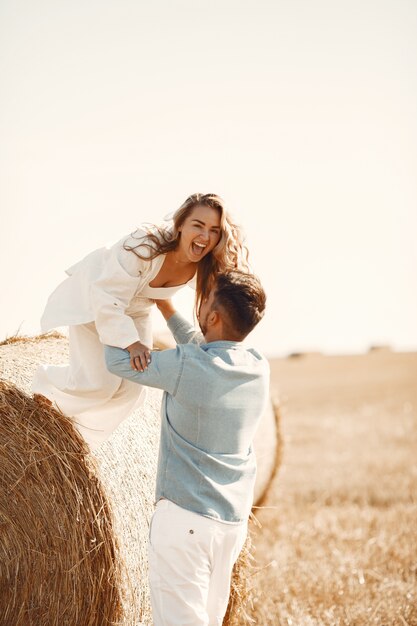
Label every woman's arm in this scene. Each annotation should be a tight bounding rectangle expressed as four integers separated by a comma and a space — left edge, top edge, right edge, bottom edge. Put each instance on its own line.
154, 299, 176, 321
154, 299, 204, 345
90, 231, 153, 350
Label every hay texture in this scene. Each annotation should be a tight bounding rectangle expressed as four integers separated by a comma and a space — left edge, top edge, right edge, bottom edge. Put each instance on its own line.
0, 334, 280, 625
0, 380, 122, 626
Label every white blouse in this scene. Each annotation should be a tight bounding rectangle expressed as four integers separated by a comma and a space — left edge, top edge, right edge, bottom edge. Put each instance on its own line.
40, 227, 196, 349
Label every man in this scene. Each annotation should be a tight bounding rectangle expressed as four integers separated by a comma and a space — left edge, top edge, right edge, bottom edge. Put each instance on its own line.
105, 270, 269, 626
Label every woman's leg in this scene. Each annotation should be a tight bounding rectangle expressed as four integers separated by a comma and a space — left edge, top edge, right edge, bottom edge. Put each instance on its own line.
32, 322, 146, 450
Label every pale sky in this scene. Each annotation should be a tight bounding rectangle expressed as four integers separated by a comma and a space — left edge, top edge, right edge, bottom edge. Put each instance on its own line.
1, 0, 416, 357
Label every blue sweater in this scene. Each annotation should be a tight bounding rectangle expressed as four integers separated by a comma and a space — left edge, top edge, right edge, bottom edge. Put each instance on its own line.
105, 313, 270, 524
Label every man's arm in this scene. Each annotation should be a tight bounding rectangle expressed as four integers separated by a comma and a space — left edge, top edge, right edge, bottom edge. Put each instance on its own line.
104, 344, 182, 394
155, 299, 204, 345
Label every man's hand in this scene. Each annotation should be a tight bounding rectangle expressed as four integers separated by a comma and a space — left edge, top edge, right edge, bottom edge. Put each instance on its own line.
154, 299, 176, 321
126, 341, 151, 372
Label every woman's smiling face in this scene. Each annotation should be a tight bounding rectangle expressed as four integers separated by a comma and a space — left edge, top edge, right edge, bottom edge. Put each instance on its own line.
177, 204, 222, 262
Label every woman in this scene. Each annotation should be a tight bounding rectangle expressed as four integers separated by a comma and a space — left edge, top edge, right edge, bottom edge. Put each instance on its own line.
33, 193, 248, 450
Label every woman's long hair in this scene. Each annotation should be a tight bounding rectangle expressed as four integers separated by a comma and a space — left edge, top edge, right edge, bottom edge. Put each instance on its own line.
124, 193, 249, 311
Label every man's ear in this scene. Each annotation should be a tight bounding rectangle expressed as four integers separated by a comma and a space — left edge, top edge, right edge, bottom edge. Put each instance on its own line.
206, 310, 220, 328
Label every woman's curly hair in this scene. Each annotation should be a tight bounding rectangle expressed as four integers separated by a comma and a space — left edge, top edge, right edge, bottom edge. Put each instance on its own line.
124, 193, 249, 312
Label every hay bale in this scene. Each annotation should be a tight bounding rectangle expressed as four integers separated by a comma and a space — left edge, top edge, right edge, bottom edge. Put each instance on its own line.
0, 380, 122, 626
0, 336, 160, 625
0, 335, 282, 625
253, 398, 280, 504
224, 399, 283, 626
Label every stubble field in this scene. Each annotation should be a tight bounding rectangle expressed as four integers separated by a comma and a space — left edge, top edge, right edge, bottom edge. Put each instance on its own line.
249, 350, 417, 626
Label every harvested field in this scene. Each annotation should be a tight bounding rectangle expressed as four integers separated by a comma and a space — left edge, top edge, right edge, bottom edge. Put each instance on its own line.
249, 350, 417, 626
3, 333, 413, 624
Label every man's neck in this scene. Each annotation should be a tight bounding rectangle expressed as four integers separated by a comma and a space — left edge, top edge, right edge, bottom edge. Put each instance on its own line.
203, 329, 241, 343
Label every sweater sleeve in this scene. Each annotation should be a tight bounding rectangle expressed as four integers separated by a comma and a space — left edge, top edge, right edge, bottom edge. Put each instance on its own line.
91, 233, 153, 348
166, 312, 204, 345
104, 344, 183, 395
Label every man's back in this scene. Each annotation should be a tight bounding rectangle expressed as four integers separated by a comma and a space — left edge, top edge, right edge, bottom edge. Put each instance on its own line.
158, 333, 270, 523
166, 339, 269, 454
106, 313, 270, 523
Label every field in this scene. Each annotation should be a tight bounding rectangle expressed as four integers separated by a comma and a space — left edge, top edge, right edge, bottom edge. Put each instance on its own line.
249, 350, 417, 626
1, 338, 416, 625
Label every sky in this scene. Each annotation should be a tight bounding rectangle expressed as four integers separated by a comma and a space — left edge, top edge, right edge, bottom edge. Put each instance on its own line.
1, 0, 416, 357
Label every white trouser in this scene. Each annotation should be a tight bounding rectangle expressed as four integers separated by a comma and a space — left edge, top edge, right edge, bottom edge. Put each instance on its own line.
148, 499, 247, 626
32, 319, 151, 450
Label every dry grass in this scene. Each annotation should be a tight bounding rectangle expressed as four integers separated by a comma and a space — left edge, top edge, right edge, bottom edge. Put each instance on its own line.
0, 331, 65, 346
224, 529, 257, 626
0, 381, 123, 626
249, 351, 417, 626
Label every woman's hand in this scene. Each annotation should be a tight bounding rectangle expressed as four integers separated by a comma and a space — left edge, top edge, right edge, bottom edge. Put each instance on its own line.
126, 341, 151, 372
153, 298, 176, 321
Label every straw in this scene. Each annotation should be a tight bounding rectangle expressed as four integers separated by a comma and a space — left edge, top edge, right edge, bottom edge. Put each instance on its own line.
0, 380, 123, 626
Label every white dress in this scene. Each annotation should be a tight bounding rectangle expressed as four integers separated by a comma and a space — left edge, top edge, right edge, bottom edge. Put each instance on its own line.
32, 227, 195, 450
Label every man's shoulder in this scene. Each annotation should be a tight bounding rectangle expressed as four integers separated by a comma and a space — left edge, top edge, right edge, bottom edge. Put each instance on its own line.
177, 341, 205, 355
246, 347, 270, 367
180, 342, 269, 370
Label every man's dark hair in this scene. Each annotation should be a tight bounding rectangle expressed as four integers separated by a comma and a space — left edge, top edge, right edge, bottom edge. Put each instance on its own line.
212, 271, 266, 340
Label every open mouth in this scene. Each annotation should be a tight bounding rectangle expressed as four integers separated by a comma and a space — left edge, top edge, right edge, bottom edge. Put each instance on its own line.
191, 241, 208, 256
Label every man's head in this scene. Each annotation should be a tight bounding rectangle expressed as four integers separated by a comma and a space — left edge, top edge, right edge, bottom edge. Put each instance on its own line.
198, 271, 266, 341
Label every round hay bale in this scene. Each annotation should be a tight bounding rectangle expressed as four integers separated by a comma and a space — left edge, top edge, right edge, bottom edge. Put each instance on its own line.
0, 380, 122, 626
0, 334, 282, 625
253, 398, 280, 504
0, 334, 160, 625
